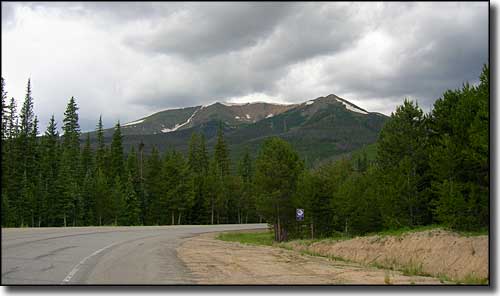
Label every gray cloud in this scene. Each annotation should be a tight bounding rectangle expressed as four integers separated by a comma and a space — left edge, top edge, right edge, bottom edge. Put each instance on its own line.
1, 2, 488, 132
126, 3, 297, 59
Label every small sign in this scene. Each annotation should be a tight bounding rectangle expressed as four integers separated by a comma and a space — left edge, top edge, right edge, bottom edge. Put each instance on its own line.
296, 208, 304, 221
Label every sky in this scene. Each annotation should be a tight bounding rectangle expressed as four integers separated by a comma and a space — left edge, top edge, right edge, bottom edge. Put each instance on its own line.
1, 2, 489, 132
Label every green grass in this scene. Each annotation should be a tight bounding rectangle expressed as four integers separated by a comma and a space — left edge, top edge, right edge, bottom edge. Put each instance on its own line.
455, 228, 489, 237
217, 231, 274, 246
457, 273, 489, 285
365, 225, 444, 237
364, 224, 488, 238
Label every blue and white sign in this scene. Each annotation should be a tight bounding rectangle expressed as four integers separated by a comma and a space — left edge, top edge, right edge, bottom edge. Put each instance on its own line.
296, 208, 304, 221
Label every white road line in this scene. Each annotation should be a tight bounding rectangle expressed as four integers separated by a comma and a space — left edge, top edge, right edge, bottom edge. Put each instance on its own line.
61, 242, 118, 284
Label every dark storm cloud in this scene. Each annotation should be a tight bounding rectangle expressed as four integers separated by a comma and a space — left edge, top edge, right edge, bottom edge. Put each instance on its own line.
1, 2, 488, 132
323, 2, 488, 110
126, 3, 297, 59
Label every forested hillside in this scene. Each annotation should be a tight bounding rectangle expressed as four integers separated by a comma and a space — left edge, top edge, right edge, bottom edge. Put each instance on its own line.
1, 65, 488, 240
85, 94, 388, 168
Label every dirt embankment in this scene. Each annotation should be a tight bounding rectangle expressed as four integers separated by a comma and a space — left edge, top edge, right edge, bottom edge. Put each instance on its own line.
283, 229, 488, 282
177, 232, 442, 285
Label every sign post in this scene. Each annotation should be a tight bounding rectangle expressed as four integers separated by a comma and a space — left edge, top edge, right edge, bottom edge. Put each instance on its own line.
296, 208, 304, 221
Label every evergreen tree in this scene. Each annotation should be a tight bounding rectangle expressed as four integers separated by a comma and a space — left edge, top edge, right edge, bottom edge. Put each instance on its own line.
95, 115, 106, 171
162, 151, 194, 225
110, 121, 124, 181
214, 123, 230, 178
212, 124, 231, 223
376, 99, 431, 228
124, 173, 141, 225
238, 147, 256, 223
144, 147, 162, 225
81, 133, 93, 176
1, 77, 7, 140
81, 170, 96, 225
94, 168, 109, 226
111, 176, 126, 225
58, 96, 81, 226
40, 116, 60, 226
126, 147, 141, 204
429, 65, 489, 230
1, 78, 9, 225
18, 79, 38, 186
255, 137, 304, 241
187, 132, 210, 224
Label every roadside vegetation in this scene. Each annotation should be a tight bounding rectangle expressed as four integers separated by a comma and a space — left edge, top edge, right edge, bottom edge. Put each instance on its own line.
217, 228, 488, 285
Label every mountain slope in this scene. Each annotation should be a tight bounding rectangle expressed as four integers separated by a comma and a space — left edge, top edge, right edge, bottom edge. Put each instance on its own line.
98, 101, 297, 137
85, 94, 389, 167
219, 94, 387, 166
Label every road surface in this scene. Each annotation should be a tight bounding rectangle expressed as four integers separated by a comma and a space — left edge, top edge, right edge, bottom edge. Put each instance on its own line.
1, 224, 267, 285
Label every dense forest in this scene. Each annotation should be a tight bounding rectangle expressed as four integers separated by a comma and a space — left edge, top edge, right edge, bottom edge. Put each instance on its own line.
0, 65, 488, 242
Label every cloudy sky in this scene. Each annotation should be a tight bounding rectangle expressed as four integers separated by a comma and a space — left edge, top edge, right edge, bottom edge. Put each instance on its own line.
2, 2, 488, 132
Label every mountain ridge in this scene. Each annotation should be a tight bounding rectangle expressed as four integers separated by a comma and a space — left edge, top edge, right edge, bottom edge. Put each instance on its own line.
84, 94, 389, 167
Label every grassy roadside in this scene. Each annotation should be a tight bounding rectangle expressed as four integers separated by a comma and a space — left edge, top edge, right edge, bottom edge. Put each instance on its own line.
216, 227, 488, 285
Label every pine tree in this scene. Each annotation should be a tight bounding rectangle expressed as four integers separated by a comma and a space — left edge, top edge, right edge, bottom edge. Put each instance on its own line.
110, 121, 124, 181
1, 78, 9, 223
376, 99, 430, 228
255, 137, 304, 241
81, 133, 93, 176
1, 77, 7, 140
238, 147, 255, 223
94, 168, 108, 226
162, 151, 194, 225
18, 79, 38, 181
20, 79, 35, 137
111, 176, 126, 225
3, 98, 22, 226
214, 123, 230, 178
124, 173, 141, 225
144, 147, 162, 225
6, 97, 18, 140
81, 170, 96, 226
429, 65, 489, 230
58, 96, 81, 226
213, 124, 231, 224
40, 115, 60, 226
187, 132, 210, 224
95, 115, 106, 171
126, 147, 140, 199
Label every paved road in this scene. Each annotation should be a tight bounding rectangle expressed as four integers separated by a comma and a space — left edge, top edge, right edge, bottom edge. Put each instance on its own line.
1, 224, 267, 285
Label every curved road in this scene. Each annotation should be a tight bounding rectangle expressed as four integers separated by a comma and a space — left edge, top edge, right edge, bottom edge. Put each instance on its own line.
1, 224, 267, 285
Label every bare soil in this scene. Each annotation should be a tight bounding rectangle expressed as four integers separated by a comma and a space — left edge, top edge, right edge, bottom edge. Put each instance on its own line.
283, 229, 488, 282
177, 232, 443, 285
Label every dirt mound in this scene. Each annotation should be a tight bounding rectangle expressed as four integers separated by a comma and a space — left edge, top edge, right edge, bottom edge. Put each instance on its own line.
283, 229, 488, 282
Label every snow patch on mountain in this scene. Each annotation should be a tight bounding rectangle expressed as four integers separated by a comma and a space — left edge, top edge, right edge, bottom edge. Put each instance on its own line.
335, 98, 368, 114
266, 114, 274, 118
221, 102, 249, 106
161, 107, 201, 133
305, 101, 314, 105
123, 119, 145, 126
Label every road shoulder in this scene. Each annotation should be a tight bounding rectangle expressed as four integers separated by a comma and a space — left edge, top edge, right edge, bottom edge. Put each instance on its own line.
177, 232, 443, 285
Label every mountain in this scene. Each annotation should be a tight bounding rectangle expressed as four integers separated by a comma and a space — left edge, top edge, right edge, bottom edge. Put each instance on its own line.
85, 94, 389, 167
111, 101, 297, 137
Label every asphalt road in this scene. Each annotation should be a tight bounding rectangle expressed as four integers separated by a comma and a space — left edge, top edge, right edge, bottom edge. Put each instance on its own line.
1, 224, 268, 285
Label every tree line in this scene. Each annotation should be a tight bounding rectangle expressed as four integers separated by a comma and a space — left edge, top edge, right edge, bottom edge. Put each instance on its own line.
1, 80, 259, 227
1, 65, 488, 242
258, 65, 489, 241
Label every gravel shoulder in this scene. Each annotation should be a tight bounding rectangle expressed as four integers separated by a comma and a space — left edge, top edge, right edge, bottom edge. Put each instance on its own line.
177, 232, 443, 285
